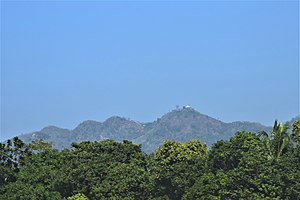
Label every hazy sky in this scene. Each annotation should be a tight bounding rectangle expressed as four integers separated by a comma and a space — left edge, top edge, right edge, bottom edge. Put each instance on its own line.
1, 1, 299, 141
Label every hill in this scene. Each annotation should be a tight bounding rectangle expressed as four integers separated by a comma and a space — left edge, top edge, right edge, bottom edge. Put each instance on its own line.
16, 107, 272, 153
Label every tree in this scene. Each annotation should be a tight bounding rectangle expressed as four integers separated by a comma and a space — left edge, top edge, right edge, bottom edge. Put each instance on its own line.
0, 147, 67, 200
292, 120, 300, 144
1, 130, 298, 199
91, 163, 154, 199
27, 139, 53, 153
67, 193, 88, 200
258, 120, 290, 160
59, 140, 150, 199
152, 140, 208, 199
208, 132, 266, 172
197, 131, 286, 199
0, 181, 62, 200
183, 171, 232, 200
0, 137, 32, 185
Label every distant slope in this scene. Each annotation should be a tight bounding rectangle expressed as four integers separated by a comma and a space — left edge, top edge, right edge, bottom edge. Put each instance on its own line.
18, 126, 72, 149
132, 108, 271, 152
286, 115, 300, 127
17, 107, 272, 153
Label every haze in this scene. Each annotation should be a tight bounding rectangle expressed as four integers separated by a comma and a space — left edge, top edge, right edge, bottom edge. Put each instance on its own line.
1, 1, 299, 141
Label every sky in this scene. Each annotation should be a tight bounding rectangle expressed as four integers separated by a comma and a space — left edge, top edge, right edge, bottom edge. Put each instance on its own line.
1, 1, 299, 141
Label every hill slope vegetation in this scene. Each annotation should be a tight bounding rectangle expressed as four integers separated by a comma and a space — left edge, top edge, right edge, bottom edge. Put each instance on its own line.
17, 107, 272, 153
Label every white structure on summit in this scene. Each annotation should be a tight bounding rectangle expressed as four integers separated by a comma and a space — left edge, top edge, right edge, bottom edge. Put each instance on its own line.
183, 105, 191, 109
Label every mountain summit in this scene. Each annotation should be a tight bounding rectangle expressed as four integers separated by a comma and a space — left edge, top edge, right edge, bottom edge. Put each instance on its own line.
16, 107, 271, 153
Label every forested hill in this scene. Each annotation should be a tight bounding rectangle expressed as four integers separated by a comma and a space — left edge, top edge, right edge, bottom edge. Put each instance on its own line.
14, 107, 272, 153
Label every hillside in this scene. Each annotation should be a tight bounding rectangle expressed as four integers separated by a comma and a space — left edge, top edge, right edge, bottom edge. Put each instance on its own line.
17, 107, 272, 153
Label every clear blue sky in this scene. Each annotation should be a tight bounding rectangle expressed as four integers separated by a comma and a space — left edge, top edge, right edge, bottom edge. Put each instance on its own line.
1, 1, 299, 141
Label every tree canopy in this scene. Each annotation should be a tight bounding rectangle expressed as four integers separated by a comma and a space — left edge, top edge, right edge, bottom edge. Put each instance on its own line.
0, 120, 299, 199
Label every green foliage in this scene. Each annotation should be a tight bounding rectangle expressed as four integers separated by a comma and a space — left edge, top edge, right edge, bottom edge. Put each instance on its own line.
0, 148, 66, 199
183, 171, 232, 199
67, 193, 88, 200
27, 139, 53, 152
258, 120, 291, 160
292, 120, 300, 143
271, 120, 290, 159
0, 182, 62, 200
1, 121, 299, 199
199, 132, 277, 199
58, 140, 150, 199
0, 137, 32, 186
209, 132, 267, 171
186, 129, 299, 199
152, 140, 208, 199
154, 140, 208, 164
91, 163, 153, 199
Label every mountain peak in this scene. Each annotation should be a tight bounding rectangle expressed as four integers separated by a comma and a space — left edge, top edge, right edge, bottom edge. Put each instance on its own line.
75, 120, 102, 128
40, 125, 69, 133
160, 107, 223, 125
104, 116, 129, 123
14, 107, 276, 153
73, 120, 102, 134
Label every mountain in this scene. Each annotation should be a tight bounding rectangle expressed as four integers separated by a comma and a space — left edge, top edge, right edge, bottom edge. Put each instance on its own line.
16, 107, 272, 153
286, 115, 300, 126
18, 126, 72, 149
132, 108, 271, 152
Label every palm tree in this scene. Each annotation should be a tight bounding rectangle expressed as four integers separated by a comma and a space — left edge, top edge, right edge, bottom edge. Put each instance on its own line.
258, 120, 290, 160
271, 120, 290, 159
257, 130, 272, 160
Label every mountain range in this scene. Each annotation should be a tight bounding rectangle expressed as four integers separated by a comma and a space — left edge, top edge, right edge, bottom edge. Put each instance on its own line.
14, 107, 279, 153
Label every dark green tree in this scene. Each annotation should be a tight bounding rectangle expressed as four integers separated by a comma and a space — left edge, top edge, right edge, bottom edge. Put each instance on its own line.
59, 140, 151, 199
0, 137, 31, 186
188, 132, 284, 199
91, 163, 154, 199
0, 148, 66, 200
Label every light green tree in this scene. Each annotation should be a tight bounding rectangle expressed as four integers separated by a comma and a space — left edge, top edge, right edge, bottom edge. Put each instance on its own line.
152, 140, 208, 199
292, 120, 300, 144
67, 193, 88, 200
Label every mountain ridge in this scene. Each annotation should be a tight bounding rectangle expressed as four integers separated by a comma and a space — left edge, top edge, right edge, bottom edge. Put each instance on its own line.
15, 107, 277, 153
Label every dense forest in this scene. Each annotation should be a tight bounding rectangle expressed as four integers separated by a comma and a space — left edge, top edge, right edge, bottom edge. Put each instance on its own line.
1, 120, 300, 200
